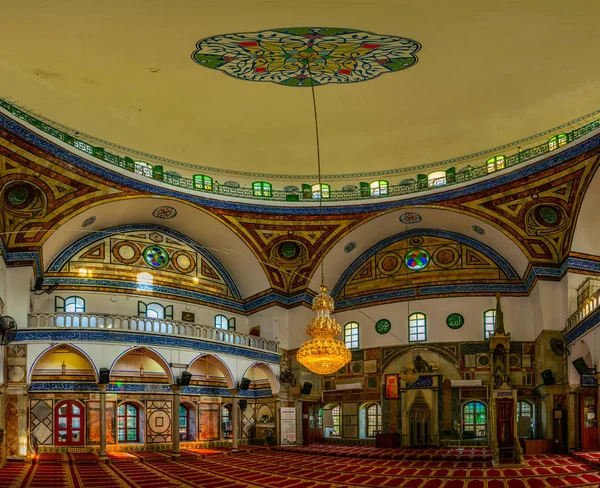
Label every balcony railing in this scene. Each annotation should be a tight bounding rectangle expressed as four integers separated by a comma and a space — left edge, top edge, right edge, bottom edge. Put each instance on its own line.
27, 313, 280, 354
565, 287, 600, 333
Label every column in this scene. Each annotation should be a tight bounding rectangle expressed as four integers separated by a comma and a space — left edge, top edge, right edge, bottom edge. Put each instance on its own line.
273, 394, 280, 446
98, 384, 108, 461
431, 385, 439, 446
231, 390, 239, 451
171, 384, 182, 459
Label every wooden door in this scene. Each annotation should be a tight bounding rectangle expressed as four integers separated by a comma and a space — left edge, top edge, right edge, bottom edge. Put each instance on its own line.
55, 400, 84, 446
580, 392, 598, 450
302, 402, 322, 446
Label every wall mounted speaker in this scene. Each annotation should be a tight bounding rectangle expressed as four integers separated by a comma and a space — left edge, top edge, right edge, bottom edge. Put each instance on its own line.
239, 399, 247, 410
239, 377, 251, 390
180, 372, 192, 386
301, 382, 313, 395
99, 368, 110, 384
541, 369, 555, 386
34, 277, 44, 291
573, 357, 591, 375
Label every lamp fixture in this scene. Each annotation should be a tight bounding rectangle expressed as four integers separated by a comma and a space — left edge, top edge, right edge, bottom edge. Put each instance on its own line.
139, 349, 145, 377
296, 60, 351, 376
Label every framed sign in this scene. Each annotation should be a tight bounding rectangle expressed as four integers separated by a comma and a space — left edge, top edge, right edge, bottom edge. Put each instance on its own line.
446, 313, 464, 329
182, 311, 195, 322
385, 374, 399, 399
375, 319, 391, 335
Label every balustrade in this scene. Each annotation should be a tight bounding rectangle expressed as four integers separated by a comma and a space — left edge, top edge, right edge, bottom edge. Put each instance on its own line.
565, 287, 600, 333
27, 313, 280, 354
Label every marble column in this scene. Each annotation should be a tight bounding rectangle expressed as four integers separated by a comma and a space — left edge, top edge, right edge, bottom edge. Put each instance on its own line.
171, 385, 182, 459
98, 384, 108, 461
231, 390, 239, 451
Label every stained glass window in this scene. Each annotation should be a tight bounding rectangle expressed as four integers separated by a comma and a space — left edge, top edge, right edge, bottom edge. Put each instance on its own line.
344, 322, 359, 349
252, 181, 272, 197
311, 183, 330, 199
370, 180, 389, 197
118, 403, 139, 443
517, 400, 535, 438
332, 405, 341, 436
463, 401, 487, 439
405, 249, 430, 271
548, 134, 567, 151
366, 404, 382, 437
222, 406, 231, 439
180, 404, 190, 441
484, 310, 496, 339
193, 174, 213, 191
143, 245, 169, 268
486, 155, 505, 173
409, 312, 426, 342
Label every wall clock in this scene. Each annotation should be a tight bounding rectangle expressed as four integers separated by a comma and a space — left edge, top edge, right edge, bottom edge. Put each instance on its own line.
375, 319, 391, 335
446, 313, 464, 329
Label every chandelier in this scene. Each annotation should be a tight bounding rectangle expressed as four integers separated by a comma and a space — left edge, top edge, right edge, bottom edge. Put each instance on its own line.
297, 285, 352, 375
400, 351, 418, 385
296, 61, 351, 376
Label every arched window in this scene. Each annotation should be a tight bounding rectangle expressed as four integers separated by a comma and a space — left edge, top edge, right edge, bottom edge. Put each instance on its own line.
215, 315, 229, 330
180, 404, 190, 441
222, 405, 232, 439
55, 401, 84, 445
344, 322, 359, 349
517, 400, 535, 438
193, 174, 213, 191
486, 156, 505, 173
138, 302, 173, 320
134, 161, 153, 177
252, 181, 272, 197
427, 171, 446, 187
463, 401, 487, 439
311, 183, 330, 199
55, 296, 85, 313
324, 404, 341, 437
370, 180, 389, 196
409, 313, 426, 342
118, 402, 140, 443
484, 309, 496, 339
366, 404, 382, 437
548, 134, 567, 151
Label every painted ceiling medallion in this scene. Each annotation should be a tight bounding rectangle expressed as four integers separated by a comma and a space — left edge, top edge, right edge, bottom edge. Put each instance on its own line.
344, 242, 357, 253
81, 216, 96, 228
472, 225, 486, 235
399, 212, 422, 224
152, 206, 177, 219
192, 27, 421, 87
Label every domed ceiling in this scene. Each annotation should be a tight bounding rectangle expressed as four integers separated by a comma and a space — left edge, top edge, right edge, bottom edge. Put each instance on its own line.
1, 0, 599, 177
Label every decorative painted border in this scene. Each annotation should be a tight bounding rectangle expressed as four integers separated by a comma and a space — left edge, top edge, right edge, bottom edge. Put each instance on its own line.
15, 329, 280, 363
47, 223, 241, 299
1, 108, 600, 215
565, 305, 600, 345
29, 382, 272, 397
332, 228, 519, 298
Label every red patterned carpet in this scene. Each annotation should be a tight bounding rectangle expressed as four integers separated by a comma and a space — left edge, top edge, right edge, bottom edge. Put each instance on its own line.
4, 446, 600, 487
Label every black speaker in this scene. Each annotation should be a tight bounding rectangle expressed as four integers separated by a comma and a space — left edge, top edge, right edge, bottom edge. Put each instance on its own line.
180, 372, 192, 386
99, 368, 110, 384
239, 377, 251, 390
541, 369, 555, 385
573, 357, 591, 375
34, 277, 44, 291
301, 382, 312, 395
239, 399, 247, 410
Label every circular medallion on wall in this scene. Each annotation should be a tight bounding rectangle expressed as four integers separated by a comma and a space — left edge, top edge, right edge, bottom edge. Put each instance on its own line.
446, 313, 464, 329
149, 232, 164, 243
399, 212, 422, 224
375, 319, 391, 335
143, 245, 170, 268
433, 246, 460, 268
279, 241, 300, 259
472, 225, 485, 235
479, 355, 490, 366
344, 242, 357, 254
1, 181, 46, 218
408, 236, 424, 247
112, 241, 141, 265
7, 185, 29, 206
378, 252, 402, 275
81, 216, 96, 228
8, 365, 25, 383
152, 206, 177, 219
404, 248, 430, 271
171, 251, 196, 274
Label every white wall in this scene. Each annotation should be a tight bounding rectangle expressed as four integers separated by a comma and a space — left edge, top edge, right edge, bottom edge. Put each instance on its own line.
247, 305, 289, 345
5, 266, 33, 329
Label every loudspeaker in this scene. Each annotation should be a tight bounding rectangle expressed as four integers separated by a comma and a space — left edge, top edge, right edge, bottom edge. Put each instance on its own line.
301, 382, 312, 395
34, 277, 44, 291
541, 369, 555, 385
239, 400, 247, 410
99, 368, 110, 384
573, 357, 591, 375
180, 372, 192, 386
239, 377, 251, 390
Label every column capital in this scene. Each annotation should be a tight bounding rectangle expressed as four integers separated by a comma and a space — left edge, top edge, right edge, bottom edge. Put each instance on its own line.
170, 384, 182, 393
230, 389, 240, 397
98, 384, 108, 393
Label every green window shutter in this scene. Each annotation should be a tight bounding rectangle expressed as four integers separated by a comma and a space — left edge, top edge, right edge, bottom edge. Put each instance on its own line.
446, 167, 455, 183
138, 301, 147, 317
165, 305, 173, 320
124, 157, 135, 172
152, 165, 164, 181
55, 296, 65, 312
302, 184, 311, 199
359, 182, 369, 197
417, 174, 427, 189
229, 318, 236, 331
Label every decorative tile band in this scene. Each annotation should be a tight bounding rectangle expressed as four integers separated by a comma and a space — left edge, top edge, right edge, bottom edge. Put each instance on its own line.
15, 329, 280, 363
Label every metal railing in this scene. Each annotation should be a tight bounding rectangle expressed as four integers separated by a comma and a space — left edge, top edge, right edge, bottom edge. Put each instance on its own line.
1, 97, 599, 203
565, 287, 600, 333
27, 312, 280, 354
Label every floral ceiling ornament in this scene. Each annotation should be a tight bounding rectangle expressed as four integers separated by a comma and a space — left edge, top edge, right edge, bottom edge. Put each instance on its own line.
399, 212, 422, 224
192, 27, 421, 87
152, 206, 177, 219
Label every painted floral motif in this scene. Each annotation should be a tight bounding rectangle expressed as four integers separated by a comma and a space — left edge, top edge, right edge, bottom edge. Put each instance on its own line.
399, 212, 422, 224
192, 27, 420, 87
81, 216, 96, 228
152, 206, 177, 219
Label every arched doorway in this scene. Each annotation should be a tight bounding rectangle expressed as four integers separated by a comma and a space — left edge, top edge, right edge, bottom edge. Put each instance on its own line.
409, 391, 431, 446
55, 400, 84, 445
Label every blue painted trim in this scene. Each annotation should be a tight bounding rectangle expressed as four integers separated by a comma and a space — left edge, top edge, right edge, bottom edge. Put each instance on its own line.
565, 306, 600, 345
47, 223, 241, 300
332, 228, 519, 297
15, 329, 280, 363
1, 111, 599, 215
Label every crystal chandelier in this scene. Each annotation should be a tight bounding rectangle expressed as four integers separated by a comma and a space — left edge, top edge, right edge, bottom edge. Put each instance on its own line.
296, 61, 351, 376
297, 285, 352, 375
